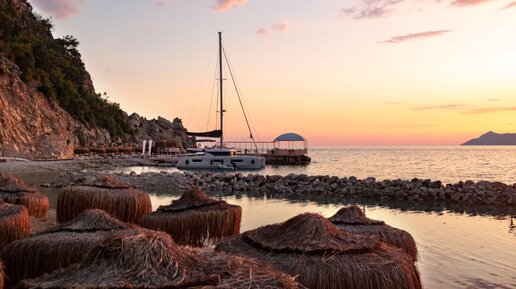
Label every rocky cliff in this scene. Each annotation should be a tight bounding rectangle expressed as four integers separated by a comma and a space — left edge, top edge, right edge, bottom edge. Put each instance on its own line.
0, 0, 190, 159
0, 56, 76, 159
128, 114, 192, 150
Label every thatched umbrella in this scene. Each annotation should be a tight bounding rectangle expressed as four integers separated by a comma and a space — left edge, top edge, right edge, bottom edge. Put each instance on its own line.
0, 173, 49, 218
217, 213, 422, 289
18, 230, 302, 289
57, 175, 152, 224
0, 201, 30, 250
141, 188, 242, 246
0, 260, 4, 289
0, 209, 143, 287
329, 206, 419, 261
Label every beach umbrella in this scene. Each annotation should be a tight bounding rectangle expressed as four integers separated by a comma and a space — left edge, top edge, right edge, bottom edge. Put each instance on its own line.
0, 201, 30, 250
0, 260, 4, 289
0, 173, 48, 218
141, 188, 241, 246
329, 206, 418, 260
217, 213, 422, 289
57, 175, 152, 224
0, 209, 144, 287
18, 230, 302, 289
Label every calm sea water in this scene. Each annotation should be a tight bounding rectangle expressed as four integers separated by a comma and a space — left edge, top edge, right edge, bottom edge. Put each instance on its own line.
15, 146, 516, 289
125, 146, 516, 184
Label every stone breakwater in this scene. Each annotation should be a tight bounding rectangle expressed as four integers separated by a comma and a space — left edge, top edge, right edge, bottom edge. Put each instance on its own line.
49, 171, 516, 207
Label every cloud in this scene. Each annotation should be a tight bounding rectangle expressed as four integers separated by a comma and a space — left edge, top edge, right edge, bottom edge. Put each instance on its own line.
450, 0, 494, 7
413, 104, 464, 111
257, 22, 289, 36
487, 98, 500, 102
340, 8, 355, 16
154, 0, 168, 7
213, 0, 247, 12
30, 0, 82, 20
341, 0, 500, 20
256, 27, 270, 35
341, 0, 403, 19
272, 22, 289, 32
465, 106, 516, 114
381, 30, 452, 43
501, 1, 516, 9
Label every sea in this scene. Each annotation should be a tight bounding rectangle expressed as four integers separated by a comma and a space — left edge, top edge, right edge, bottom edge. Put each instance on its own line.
22, 146, 516, 289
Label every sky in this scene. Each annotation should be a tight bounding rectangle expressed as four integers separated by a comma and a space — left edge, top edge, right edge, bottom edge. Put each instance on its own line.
28, 0, 516, 145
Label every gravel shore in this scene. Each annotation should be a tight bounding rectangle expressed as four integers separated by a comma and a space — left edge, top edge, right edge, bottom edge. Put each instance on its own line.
2, 159, 515, 214
49, 170, 516, 208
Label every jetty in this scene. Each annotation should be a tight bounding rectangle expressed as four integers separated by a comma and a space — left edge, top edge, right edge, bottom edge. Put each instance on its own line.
224, 133, 311, 165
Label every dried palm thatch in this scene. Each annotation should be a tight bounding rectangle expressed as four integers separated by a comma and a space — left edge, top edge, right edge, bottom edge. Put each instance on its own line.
0, 209, 143, 287
0, 260, 4, 289
217, 213, 422, 289
57, 175, 152, 224
73, 147, 90, 155
0, 173, 49, 218
329, 206, 418, 261
90, 147, 107, 154
0, 201, 30, 250
141, 188, 241, 246
118, 147, 134, 154
105, 147, 119, 154
18, 230, 302, 289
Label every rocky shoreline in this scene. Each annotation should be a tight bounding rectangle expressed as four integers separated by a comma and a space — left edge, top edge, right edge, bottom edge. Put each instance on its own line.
49, 170, 516, 207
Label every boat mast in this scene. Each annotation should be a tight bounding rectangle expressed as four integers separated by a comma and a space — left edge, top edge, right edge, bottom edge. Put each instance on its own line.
218, 32, 224, 147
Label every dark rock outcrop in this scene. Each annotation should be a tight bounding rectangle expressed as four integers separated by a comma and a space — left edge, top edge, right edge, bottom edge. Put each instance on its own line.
462, 131, 516, 146
128, 114, 193, 150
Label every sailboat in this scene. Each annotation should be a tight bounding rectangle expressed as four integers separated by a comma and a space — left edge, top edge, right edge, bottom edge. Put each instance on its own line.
177, 32, 266, 170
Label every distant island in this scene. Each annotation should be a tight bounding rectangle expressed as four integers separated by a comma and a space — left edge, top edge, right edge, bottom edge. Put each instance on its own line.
462, 131, 516, 146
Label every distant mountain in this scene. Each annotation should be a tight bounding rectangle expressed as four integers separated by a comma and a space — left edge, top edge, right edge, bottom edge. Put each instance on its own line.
462, 131, 516, 146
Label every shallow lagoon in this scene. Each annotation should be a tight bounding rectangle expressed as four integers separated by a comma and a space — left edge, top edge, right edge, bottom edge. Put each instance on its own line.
32, 181, 515, 289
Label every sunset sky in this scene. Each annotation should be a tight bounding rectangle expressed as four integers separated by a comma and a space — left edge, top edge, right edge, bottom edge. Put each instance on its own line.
28, 0, 516, 145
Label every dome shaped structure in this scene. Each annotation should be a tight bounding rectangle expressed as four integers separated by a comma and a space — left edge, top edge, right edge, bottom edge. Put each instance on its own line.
273, 133, 305, 142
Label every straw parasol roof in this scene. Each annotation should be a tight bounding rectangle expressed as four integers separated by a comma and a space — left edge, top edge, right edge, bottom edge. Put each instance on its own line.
57, 175, 152, 224
0, 259, 4, 289
141, 188, 241, 247
329, 206, 418, 260
217, 213, 422, 289
0, 200, 30, 250
0, 209, 143, 287
0, 173, 49, 218
18, 230, 302, 289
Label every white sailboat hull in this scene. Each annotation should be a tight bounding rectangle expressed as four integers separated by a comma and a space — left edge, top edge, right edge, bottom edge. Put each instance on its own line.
177, 154, 265, 170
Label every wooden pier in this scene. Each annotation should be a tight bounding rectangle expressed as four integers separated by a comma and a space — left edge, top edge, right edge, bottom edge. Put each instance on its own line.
224, 133, 311, 166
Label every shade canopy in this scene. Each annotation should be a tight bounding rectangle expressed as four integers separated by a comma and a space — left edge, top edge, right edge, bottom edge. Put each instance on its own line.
273, 133, 305, 142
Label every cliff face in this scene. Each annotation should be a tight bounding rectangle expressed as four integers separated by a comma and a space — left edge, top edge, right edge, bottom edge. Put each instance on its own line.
0, 0, 190, 159
128, 114, 193, 150
0, 56, 76, 159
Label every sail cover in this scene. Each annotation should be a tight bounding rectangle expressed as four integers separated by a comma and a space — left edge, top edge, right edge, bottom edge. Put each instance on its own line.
187, 130, 222, 138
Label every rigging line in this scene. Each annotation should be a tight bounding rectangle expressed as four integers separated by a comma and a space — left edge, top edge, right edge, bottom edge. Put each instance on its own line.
206, 57, 219, 131
221, 46, 260, 142
227, 56, 260, 150
222, 46, 259, 152
188, 39, 218, 124
215, 64, 220, 130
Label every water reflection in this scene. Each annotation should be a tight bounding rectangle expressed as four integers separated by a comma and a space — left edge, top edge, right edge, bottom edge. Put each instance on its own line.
147, 186, 516, 219
10, 170, 516, 289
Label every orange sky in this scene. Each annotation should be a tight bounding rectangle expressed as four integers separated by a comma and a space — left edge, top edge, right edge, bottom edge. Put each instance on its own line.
29, 0, 516, 145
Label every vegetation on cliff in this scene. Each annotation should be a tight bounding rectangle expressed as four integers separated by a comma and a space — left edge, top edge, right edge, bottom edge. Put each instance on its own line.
0, 0, 131, 139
